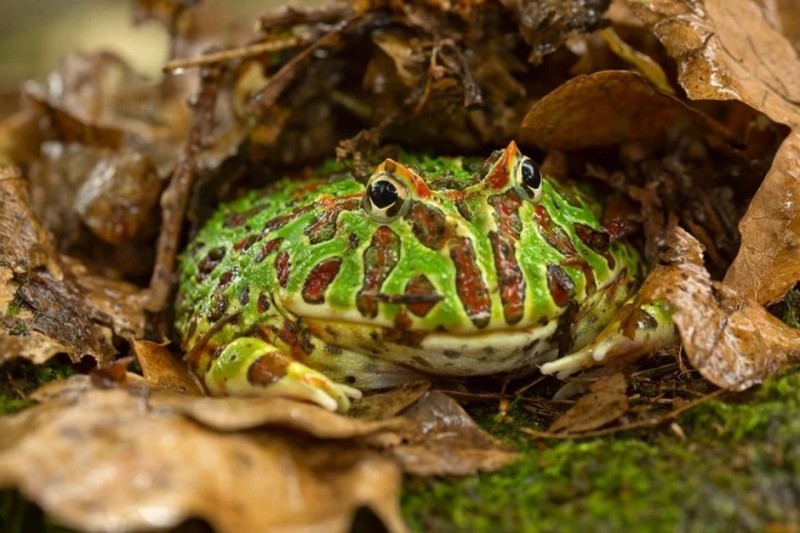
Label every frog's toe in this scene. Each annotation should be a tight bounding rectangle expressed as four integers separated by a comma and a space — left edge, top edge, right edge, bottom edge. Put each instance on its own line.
283, 362, 363, 412
540, 300, 678, 377
205, 337, 362, 412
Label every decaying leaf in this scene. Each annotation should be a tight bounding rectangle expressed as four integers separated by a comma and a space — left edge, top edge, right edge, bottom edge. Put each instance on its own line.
724, 131, 800, 304
132, 340, 202, 395
382, 391, 517, 477
643, 227, 800, 390
629, 0, 800, 304
349, 380, 432, 421
520, 70, 733, 150
0, 376, 515, 532
0, 171, 125, 367
547, 373, 630, 434
628, 0, 800, 128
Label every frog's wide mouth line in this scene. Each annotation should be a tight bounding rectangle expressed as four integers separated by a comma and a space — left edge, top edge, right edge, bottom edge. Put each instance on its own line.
302, 315, 561, 375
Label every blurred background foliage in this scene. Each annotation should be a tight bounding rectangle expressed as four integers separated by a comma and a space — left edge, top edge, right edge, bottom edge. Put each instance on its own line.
0, 0, 319, 89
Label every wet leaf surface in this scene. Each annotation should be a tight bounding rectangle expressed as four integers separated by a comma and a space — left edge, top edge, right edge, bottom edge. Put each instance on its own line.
644, 227, 800, 390
380, 391, 518, 477
724, 132, 800, 304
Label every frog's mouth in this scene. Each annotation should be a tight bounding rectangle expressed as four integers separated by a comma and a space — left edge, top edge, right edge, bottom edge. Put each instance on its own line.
300, 314, 561, 377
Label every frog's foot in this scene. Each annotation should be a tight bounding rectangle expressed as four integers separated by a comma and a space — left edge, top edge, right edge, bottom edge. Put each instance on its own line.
540, 300, 678, 377
205, 337, 362, 412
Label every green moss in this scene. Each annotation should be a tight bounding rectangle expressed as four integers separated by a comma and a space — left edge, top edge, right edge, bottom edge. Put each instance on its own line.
0, 357, 75, 415
771, 285, 800, 328
0, 490, 75, 533
5, 297, 22, 318
402, 368, 800, 532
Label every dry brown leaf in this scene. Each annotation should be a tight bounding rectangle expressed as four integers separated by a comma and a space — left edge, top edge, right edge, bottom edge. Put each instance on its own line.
628, 0, 800, 304
724, 131, 800, 304
0, 172, 118, 366
383, 391, 517, 476
132, 340, 202, 395
0, 167, 60, 275
519, 70, 733, 150
0, 373, 515, 531
0, 376, 407, 533
349, 380, 432, 421
148, 388, 409, 437
547, 373, 630, 434
628, 0, 800, 129
643, 227, 800, 390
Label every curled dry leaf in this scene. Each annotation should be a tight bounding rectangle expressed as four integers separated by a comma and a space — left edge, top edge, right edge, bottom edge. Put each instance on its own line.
0, 376, 407, 533
382, 391, 517, 477
547, 373, 630, 434
724, 132, 800, 304
519, 70, 734, 150
628, 0, 800, 128
348, 380, 432, 421
148, 388, 410, 438
642, 227, 800, 390
132, 340, 202, 395
628, 0, 800, 304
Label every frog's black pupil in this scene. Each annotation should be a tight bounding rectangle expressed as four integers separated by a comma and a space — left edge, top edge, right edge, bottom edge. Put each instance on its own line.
369, 179, 399, 209
521, 158, 541, 191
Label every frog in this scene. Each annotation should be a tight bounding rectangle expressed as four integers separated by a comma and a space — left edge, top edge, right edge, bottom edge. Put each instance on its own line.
175, 141, 676, 412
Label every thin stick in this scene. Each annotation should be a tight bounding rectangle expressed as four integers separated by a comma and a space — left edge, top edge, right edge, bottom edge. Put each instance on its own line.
164, 38, 303, 72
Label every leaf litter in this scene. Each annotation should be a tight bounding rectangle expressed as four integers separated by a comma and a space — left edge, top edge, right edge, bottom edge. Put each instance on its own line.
1, 0, 800, 530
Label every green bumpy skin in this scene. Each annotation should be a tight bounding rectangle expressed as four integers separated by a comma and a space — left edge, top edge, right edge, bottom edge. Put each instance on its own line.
175, 142, 677, 411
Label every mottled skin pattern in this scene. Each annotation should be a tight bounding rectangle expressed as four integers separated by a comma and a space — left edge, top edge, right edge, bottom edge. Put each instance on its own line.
176, 142, 673, 411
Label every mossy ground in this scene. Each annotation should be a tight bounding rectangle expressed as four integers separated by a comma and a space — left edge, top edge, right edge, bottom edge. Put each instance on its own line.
402, 368, 800, 532
0, 357, 74, 416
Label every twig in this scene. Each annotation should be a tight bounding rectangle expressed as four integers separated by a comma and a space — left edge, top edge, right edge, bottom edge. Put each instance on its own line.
146, 63, 225, 312
164, 38, 304, 72
521, 387, 727, 440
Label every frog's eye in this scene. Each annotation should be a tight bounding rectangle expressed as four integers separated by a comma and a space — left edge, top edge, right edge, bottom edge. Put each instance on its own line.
514, 156, 543, 203
363, 174, 410, 222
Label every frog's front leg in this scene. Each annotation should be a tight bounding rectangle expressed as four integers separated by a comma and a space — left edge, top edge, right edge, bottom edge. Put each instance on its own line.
540, 300, 678, 377
206, 337, 362, 412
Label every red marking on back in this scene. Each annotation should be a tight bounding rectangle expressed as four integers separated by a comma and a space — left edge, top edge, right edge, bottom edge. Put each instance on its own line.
406, 202, 450, 250
257, 238, 282, 263
534, 205, 577, 256
302, 257, 343, 304
276, 251, 291, 288
450, 237, 491, 328
490, 231, 525, 325
357, 226, 400, 318
234, 234, 258, 252
404, 274, 439, 317
489, 190, 523, 237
